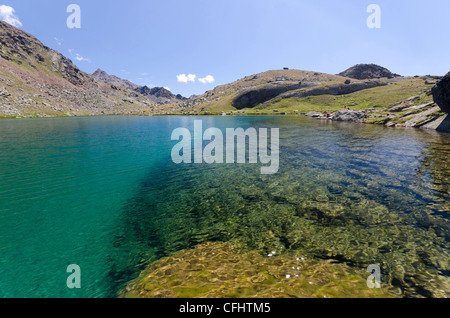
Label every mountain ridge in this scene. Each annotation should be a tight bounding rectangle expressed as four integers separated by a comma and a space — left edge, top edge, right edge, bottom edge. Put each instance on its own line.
89, 68, 187, 104
0, 20, 445, 126
0, 20, 161, 117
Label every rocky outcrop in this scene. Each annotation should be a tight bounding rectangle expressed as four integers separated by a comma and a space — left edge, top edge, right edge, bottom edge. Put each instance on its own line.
339, 64, 400, 80
232, 81, 303, 109
432, 71, 450, 113
230, 78, 387, 111
278, 81, 388, 100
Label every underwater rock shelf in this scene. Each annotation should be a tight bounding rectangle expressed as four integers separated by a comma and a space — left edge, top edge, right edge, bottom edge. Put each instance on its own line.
120, 242, 397, 298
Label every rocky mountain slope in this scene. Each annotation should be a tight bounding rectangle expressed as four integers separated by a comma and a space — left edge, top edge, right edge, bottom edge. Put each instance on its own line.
0, 21, 174, 117
90, 68, 186, 105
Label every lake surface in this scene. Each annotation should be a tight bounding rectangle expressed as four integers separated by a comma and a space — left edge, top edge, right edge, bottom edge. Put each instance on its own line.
0, 116, 449, 298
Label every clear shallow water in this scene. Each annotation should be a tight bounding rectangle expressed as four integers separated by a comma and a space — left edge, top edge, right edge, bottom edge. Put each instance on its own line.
0, 116, 449, 298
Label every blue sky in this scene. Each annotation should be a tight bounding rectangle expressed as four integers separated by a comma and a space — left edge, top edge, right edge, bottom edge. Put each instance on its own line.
1, 0, 450, 97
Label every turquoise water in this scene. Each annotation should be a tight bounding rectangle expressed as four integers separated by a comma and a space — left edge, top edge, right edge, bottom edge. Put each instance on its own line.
0, 116, 449, 298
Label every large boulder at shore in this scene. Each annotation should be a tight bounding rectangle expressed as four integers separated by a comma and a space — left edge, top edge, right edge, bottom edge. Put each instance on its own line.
333, 110, 366, 122
432, 71, 450, 113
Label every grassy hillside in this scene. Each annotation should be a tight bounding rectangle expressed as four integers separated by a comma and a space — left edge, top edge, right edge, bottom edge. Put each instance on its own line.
157, 70, 435, 117
259, 77, 434, 114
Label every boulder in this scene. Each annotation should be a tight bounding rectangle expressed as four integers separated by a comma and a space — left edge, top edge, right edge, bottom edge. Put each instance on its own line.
432, 71, 450, 113
333, 110, 366, 122
305, 112, 322, 118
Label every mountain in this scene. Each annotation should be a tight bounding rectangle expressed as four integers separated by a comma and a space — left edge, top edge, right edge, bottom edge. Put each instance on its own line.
169, 69, 395, 114
135, 86, 186, 104
0, 20, 439, 121
89, 69, 186, 105
0, 21, 158, 117
90, 69, 139, 90
338, 64, 400, 80
162, 67, 440, 129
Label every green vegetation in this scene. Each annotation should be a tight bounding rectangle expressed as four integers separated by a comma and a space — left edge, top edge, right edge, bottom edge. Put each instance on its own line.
253, 78, 433, 114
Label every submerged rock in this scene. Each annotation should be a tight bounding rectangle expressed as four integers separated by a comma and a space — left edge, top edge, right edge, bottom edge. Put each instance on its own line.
119, 242, 397, 298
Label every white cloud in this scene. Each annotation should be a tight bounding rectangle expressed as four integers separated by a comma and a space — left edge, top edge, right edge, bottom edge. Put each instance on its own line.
177, 73, 196, 83
75, 53, 91, 62
164, 87, 171, 91
68, 49, 90, 63
54, 37, 63, 46
0, 5, 22, 27
187, 74, 196, 82
198, 75, 215, 84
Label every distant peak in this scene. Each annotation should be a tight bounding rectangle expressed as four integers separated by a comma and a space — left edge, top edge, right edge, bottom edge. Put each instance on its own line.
91, 68, 106, 75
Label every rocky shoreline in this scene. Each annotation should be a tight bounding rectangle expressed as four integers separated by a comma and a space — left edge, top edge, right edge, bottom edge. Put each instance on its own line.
305, 71, 450, 133
305, 100, 449, 133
